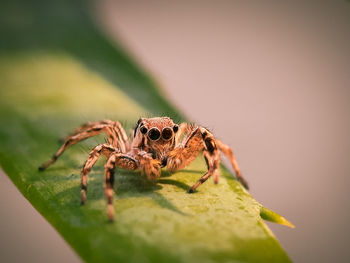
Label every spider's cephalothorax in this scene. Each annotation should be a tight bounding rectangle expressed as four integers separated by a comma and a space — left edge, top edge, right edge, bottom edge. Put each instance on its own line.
133, 117, 178, 164
39, 117, 248, 221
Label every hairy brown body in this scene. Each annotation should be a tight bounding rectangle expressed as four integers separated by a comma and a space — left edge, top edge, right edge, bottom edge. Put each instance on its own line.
39, 117, 248, 221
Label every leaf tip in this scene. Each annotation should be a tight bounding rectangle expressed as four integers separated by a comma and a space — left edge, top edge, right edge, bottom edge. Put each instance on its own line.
260, 206, 295, 228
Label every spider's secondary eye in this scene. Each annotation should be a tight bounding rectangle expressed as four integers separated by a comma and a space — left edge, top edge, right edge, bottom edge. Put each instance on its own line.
148, 128, 160, 141
140, 126, 148, 134
173, 125, 179, 133
162, 127, 173, 140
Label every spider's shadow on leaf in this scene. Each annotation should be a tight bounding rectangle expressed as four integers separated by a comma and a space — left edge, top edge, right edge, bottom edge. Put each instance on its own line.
177, 169, 204, 175
53, 166, 189, 217
158, 178, 190, 192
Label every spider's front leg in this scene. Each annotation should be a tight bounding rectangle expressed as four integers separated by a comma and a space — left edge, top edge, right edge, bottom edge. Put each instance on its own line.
168, 125, 249, 191
167, 126, 221, 192
104, 152, 139, 221
80, 144, 116, 205
102, 149, 161, 221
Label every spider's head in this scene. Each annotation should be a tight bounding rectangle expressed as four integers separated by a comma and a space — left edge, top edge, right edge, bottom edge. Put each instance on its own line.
134, 117, 179, 148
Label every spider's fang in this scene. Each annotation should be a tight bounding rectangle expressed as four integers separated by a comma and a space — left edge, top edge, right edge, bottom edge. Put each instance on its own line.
161, 158, 168, 167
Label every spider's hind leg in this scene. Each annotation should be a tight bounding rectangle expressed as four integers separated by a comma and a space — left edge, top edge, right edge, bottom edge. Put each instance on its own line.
216, 140, 249, 190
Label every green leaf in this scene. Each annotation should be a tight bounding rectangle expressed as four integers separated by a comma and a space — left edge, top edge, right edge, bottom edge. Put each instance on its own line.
0, 0, 293, 262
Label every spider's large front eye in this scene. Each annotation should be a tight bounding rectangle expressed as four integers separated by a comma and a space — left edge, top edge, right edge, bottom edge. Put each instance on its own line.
148, 128, 160, 141
162, 127, 173, 140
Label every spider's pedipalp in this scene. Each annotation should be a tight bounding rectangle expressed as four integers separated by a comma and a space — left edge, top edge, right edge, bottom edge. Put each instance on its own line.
139, 154, 161, 180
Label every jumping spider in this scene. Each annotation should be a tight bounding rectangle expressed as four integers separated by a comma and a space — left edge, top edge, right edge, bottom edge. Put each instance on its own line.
39, 117, 248, 221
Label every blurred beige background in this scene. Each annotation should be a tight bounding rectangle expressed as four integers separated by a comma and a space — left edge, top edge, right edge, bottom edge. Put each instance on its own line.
95, 0, 350, 262
1, 1, 349, 263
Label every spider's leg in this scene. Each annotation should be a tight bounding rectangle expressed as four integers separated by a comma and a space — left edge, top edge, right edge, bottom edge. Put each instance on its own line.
167, 126, 221, 192
174, 122, 193, 145
39, 121, 129, 171
105, 155, 116, 221
39, 125, 117, 170
188, 129, 221, 192
167, 127, 205, 171
65, 120, 130, 151
104, 152, 139, 221
62, 120, 128, 146
189, 153, 220, 192
61, 121, 99, 140
216, 139, 249, 189
80, 144, 116, 205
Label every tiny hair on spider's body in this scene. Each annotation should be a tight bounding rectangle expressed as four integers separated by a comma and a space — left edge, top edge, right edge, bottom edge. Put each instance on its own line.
39, 117, 248, 221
